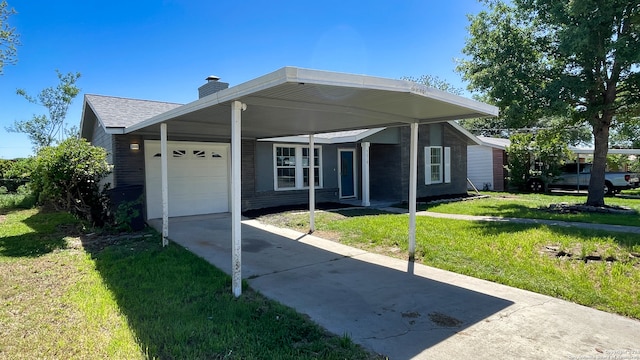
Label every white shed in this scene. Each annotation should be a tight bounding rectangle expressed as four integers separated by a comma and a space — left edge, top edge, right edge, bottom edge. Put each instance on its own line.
467, 136, 509, 191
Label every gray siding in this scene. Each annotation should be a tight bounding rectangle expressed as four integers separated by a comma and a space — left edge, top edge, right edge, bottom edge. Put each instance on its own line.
370, 144, 402, 200
255, 142, 274, 192
247, 141, 340, 210
90, 119, 114, 187
113, 135, 146, 188
371, 123, 469, 203
107, 121, 470, 213
363, 127, 400, 144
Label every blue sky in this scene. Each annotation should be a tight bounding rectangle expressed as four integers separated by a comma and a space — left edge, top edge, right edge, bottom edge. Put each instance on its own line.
0, 0, 485, 159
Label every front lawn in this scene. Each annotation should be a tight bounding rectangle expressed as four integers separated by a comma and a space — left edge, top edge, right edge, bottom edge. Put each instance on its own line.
421, 192, 640, 227
0, 205, 377, 359
257, 209, 640, 319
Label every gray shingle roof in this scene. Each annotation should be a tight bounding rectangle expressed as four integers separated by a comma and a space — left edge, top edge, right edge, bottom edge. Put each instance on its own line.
85, 94, 183, 128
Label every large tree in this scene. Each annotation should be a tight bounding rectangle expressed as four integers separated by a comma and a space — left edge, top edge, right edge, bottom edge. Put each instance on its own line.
7, 70, 81, 151
458, 0, 640, 206
0, 1, 19, 74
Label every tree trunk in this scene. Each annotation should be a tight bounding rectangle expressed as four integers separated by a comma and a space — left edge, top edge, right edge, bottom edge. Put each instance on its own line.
586, 115, 611, 206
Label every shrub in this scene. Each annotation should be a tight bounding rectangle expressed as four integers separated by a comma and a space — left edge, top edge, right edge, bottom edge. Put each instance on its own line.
30, 138, 112, 226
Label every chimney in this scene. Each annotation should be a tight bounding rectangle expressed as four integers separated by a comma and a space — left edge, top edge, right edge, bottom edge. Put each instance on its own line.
198, 75, 229, 98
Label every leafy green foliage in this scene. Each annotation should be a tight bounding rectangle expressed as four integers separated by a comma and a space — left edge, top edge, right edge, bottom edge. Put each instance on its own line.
7, 70, 81, 150
0, 0, 19, 74
0, 158, 32, 193
611, 115, 640, 148
506, 130, 572, 191
458, 0, 640, 206
401, 74, 464, 95
30, 137, 112, 225
532, 129, 573, 185
3, 157, 34, 179
505, 133, 533, 190
113, 198, 143, 232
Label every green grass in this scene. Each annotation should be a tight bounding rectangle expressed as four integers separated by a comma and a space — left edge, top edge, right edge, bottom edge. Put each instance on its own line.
620, 188, 640, 197
0, 207, 378, 359
420, 192, 640, 227
257, 209, 640, 319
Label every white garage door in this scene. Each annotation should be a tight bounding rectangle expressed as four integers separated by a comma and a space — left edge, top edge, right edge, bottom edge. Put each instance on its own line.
145, 141, 229, 219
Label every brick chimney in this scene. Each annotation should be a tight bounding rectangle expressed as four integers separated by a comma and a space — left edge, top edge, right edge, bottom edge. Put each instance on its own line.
198, 75, 229, 98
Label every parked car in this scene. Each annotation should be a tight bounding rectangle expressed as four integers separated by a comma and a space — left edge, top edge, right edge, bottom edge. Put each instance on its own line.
528, 163, 640, 195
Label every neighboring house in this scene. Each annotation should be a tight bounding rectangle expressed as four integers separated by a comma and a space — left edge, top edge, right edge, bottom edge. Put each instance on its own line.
80, 67, 495, 220
467, 136, 509, 191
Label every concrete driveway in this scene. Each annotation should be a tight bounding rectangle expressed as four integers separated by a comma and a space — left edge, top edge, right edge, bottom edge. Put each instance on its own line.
150, 214, 640, 360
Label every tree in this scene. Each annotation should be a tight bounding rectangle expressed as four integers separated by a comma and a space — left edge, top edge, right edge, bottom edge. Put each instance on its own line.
610, 103, 640, 148
0, 1, 19, 74
402, 74, 465, 95
506, 130, 572, 192
458, 0, 640, 206
7, 70, 81, 150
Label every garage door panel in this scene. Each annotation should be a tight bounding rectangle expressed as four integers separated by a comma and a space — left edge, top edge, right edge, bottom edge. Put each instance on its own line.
145, 141, 230, 219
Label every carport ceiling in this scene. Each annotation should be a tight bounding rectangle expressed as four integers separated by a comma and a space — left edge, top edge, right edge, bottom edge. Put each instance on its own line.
127, 67, 498, 138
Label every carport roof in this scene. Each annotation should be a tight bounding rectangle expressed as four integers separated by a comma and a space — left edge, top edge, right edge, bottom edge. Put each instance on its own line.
122, 67, 498, 139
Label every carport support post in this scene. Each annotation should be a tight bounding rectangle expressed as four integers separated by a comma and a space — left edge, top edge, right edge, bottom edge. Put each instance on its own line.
161, 122, 169, 247
231, 101, 245, 297
408, 123, 418, 261
309, 134, 315, 233
361, 142, 370, 207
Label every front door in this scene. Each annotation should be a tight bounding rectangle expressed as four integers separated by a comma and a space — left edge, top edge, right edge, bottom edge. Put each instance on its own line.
339, 149, 356, 198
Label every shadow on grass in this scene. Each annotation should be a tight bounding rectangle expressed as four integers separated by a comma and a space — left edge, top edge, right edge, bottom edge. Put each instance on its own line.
83, 232, 378, 359
464, 219, 640, 250
0, 210, 77, 258
329, 208, 394, 217
150, 216, 514, 359
242, 202, 355, 219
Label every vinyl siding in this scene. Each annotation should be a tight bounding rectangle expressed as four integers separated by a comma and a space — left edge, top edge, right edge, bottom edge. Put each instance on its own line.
90, 119, 114, 188
467, 145, 494, 190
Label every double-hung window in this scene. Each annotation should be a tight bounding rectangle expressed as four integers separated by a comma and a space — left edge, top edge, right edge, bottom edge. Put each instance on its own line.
274, 144, 322, 190
425, 146, 451, 185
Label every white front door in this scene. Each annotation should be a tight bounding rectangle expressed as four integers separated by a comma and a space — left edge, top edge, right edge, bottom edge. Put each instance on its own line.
144, 141, 230, 219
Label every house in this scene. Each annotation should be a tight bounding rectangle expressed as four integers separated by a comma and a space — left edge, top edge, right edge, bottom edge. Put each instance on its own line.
79, 67, 498, 296
81, 71, 485, 220
467, 136, 509, 191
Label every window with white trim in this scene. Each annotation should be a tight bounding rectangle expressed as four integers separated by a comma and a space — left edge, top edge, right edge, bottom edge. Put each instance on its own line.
425, 146, 451, 185
302, 147, 320, 187
274, 144, 322, 190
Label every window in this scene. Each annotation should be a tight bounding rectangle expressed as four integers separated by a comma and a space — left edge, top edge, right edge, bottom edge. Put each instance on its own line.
302, 147, 320, 187
274, 145, 322, 190
172, 150, 186, 158
193, 150, 206, 158
425, 146, 451, 185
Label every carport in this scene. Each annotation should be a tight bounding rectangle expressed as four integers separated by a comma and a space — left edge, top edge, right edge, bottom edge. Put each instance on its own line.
125, 67, 499, 296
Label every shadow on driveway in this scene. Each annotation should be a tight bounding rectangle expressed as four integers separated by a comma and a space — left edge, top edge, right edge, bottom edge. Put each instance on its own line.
150, 214, 514, 359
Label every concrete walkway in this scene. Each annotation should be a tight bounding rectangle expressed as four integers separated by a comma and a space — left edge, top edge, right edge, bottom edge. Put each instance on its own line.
380, 207, 640, 234
150, 214, 640, 360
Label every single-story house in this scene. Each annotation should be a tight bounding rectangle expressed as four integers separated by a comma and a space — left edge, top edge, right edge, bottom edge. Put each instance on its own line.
467, 136, 509, 191
79, 66, 498, 296
81, 76, 483, 219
